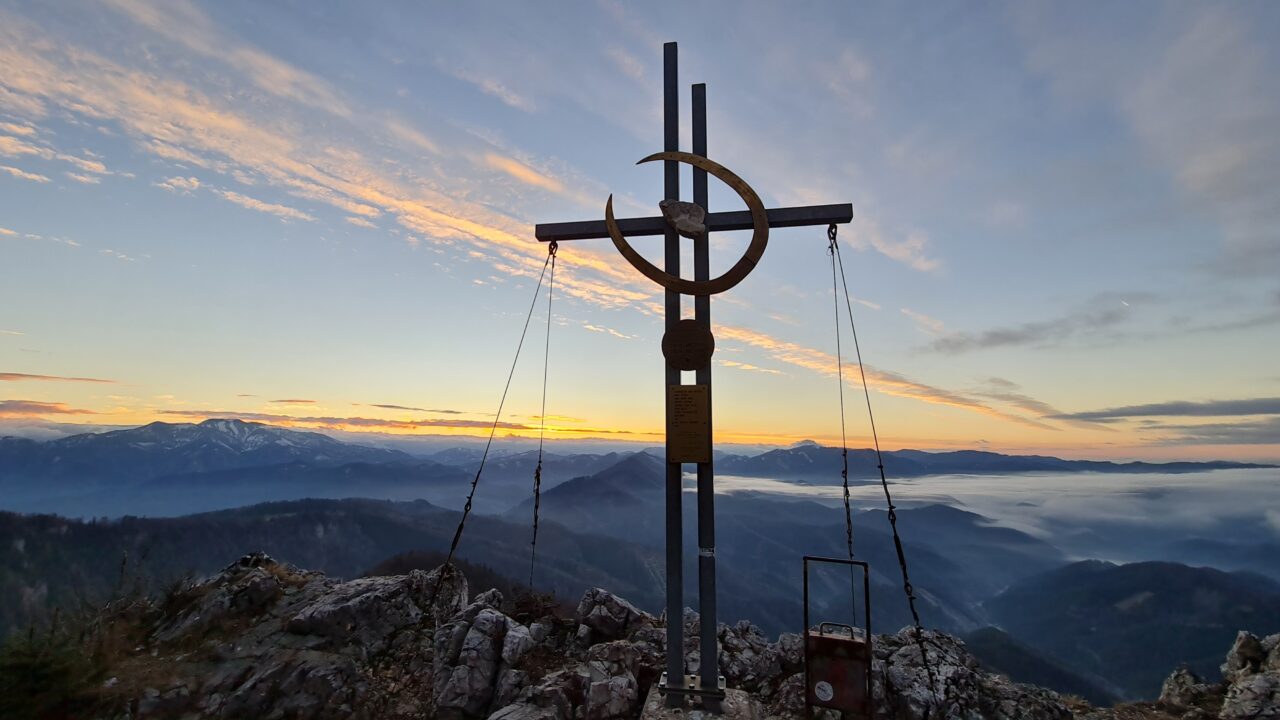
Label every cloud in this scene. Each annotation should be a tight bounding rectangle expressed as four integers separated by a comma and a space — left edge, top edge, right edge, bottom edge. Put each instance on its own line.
1018, 5, 1280, 275
65, 172, 100, 184
344, 216, 376, 229
716, 324, 1054, 429
929, 297, 1138, 354
0, 134, 112, 176
213, 189, 315, 222
269, 398, 316, 405
0, 7, 655, 312
1053, 397, 1280, 422
0, 164, 49, 182
0, 400, 98, 417
156, 175, 200, 193
581, 322, 632, 340
843, 213, 940, 272
446, 66, 536, 112
362, 403, 428, 412
99, 248, 136, 262
483, 153, 564, 194
900, 308, 945, 335
1143, 416, 1280, 446
0, 121, 35, 136
0, 227, 15, 236
719, 359, 784, 376
0, 372, 114, 383
0, 329, 24, 335
972, 377, 1066, 420
104, 0, 351, 117
385, 119, 439, 155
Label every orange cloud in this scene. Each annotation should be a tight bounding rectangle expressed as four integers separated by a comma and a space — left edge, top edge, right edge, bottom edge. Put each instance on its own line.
0, 372, 115, 383
0, 164, 49, 183
0, 10, 658, 313
0, 399, 98, 417
213, 189, 314, 222
484, 153, 564, 193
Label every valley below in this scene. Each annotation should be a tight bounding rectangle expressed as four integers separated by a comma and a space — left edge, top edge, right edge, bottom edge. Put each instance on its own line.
2, 419, 1278, 703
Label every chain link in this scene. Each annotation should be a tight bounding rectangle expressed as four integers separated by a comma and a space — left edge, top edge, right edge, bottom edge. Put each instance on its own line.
529, 244, 556, 589
829, 223, 937, 693
430, 243, 557, 611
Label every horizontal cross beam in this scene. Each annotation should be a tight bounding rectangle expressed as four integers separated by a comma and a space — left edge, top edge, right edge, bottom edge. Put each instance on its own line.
535, 202, 853, 242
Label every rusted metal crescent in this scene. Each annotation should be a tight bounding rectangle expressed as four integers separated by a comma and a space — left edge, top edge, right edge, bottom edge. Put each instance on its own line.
606, 151, 769, 296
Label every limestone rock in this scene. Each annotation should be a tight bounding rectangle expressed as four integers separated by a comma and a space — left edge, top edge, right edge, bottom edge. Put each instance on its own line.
1158, 665, 1209, 708
286, 573, 428, 654
436, 608, 511, 716
659, 199, 707, 239
1223, 631, 1267, 682
1220, 672, 1280, 718
576, 587, 655, 643
425, 563, 471, 620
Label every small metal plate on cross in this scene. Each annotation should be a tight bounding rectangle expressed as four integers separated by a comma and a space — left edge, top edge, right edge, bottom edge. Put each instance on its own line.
662, 318, 714, 371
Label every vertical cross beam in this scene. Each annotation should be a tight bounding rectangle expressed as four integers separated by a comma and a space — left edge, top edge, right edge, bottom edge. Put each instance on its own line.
692, 81, 721, 707
661, 40, 685, 708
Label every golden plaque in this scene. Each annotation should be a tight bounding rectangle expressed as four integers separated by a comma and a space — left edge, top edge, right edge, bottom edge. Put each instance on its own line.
667, 384, 711, 463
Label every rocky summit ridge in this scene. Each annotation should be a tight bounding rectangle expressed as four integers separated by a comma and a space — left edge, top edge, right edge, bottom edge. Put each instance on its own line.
73, 554, 1280, 719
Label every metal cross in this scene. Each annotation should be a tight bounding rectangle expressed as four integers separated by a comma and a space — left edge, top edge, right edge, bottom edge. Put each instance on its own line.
535, 41, 853, 710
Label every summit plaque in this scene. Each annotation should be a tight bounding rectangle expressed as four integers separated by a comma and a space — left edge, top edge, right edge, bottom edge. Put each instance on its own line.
667, 383, 711, 463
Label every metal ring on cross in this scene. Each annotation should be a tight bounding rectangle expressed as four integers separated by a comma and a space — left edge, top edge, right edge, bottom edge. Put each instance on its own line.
606, 151, 769, 296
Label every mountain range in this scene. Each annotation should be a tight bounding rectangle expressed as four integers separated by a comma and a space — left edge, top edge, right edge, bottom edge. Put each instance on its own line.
2, 418, 1278, 701
1, 420, 1268, 519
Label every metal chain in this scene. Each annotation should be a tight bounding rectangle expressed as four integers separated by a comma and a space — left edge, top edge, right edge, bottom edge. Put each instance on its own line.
430, 242, 557, 609
829, 224, 937, 693
828, 226, 858, 624
529, 242, 556, 589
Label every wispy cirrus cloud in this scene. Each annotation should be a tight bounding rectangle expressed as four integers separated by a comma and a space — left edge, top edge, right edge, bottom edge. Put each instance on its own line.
269, 398, 316, 405
928, 295, 1143, 354
720, 359, 784, 376
1145, 417, 1280, 446
483, 153, 564, 194
213, 189, 314, 222
444, 65, 536, 112
716, 324, 1055, 429
103, 0, 351, 117
0, 5, 664, 316
156, 175, 200, 194
0, 372, 115, 383
0, 399, 99, 417
901, 308, 945, 335
1053, 397, 1280, 422
0, 164, 50, 183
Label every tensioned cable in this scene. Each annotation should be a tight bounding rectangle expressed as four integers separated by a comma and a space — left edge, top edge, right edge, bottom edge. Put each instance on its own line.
431, 242, 557, 607
828, 226, 858, 625
830, 224, 937, 693
529, 243, 557, 589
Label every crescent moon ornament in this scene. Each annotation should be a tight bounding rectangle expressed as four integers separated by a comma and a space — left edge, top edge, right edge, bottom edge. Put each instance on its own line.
606, 151, 769, 296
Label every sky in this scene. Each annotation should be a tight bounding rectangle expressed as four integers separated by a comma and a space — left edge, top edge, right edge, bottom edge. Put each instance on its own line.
1, 1, 1278, 461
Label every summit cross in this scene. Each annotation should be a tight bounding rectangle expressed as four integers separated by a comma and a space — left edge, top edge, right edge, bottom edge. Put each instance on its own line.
535, 41, 853, 711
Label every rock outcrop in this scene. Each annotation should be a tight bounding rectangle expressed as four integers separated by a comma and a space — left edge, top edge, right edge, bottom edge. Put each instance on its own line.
97, 553, 1280, 719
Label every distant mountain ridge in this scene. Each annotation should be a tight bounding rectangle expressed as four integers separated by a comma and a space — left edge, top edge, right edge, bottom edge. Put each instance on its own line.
0, 418, 413, 484
717, 444, 1271, 480
0, 419, 1271, 520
